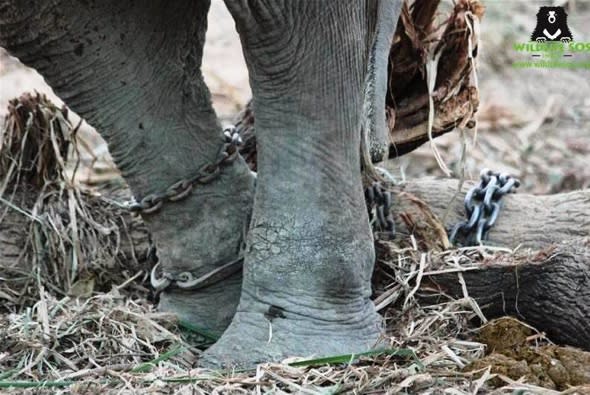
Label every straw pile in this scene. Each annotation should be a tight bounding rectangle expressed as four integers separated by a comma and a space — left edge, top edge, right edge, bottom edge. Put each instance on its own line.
0, 92, 150, 312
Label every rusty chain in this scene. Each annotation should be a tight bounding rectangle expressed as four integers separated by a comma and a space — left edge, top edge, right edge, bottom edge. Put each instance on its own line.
365, 182, 395, 239
449, 168, 520, 246
150, 257, 244, 292
131, 126, 244, 292
127, 126, 243, 214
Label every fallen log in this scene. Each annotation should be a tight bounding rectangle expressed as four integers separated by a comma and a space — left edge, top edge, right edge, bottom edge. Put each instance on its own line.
391, 177, 590, 250
386, 178, 590, 350
425, 240, 590, 351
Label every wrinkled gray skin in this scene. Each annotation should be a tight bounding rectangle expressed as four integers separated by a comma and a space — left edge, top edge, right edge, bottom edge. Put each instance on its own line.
0, 0, 401, 367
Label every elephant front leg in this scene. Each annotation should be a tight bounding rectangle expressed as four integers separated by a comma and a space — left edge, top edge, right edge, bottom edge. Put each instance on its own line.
202, 1, 400, 367
0, 0, 254, 336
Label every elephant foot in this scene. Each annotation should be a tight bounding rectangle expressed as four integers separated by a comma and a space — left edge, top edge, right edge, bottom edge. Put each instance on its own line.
147, 160, 255, 336
158, 270, 242, 338
200, 271, 383, 368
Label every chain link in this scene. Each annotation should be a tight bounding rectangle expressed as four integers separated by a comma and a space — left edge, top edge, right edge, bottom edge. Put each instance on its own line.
365, 182, 396, 239
449, 168, 520, 246
150, 257, 244, 292
127, 126, 243, 214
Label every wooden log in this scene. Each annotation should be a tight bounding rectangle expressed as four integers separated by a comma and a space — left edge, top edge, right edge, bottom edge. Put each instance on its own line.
425, 240, 590, 350
391, 177, 590, 250
389, 178, 590, 350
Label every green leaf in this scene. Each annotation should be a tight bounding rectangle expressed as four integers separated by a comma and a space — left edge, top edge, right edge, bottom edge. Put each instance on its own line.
288, 348, 423, 369
0, 380, 76, 389
178, 319, 220, 343
132, 344, 185, 373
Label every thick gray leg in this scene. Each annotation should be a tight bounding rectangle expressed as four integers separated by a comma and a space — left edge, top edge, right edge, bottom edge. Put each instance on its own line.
0, 0, 254, 335
203, 1, 401, 367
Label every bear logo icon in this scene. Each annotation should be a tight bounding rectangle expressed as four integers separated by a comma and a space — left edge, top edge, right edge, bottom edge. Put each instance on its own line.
531, 6, 573, 43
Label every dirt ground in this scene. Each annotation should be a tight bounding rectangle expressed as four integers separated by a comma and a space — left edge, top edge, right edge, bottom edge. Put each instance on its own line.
1, 0, 589, 393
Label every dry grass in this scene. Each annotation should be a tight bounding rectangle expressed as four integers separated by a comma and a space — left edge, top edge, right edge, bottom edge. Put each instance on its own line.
0, 93, 149, 312
2, 230, 582, 393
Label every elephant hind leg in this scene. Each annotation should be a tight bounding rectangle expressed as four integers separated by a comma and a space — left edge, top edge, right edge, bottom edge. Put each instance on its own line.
0, 0, 255, 335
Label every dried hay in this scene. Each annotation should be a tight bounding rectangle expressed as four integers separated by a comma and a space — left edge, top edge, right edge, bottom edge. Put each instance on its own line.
0, 92, 150, 312
0, 291, 184, 386
4, 233, 589, 393
0, 238, 492, 394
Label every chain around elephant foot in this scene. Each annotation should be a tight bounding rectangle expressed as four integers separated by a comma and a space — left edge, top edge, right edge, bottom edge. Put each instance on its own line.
158, 270, 243, 337
143, 156, 255, 337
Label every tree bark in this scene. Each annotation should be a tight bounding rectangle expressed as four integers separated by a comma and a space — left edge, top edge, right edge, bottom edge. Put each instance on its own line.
424, 240, 590, 350
391, 178, 590, 250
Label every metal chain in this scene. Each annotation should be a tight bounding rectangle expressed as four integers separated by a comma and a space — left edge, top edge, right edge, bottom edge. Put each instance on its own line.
449, 168, 520, 246
365, 182, 396, 239
149, 217, 250, 292
150, 257, 243, 292
127, 126, 243, 214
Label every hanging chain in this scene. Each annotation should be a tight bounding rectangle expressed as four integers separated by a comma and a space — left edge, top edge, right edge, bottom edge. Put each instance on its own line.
449, 168, 520, 246
127, 126, 243, 215
365, 182, 396, 239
